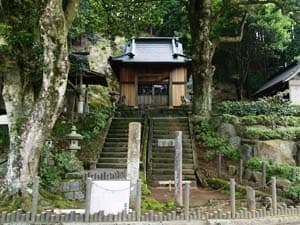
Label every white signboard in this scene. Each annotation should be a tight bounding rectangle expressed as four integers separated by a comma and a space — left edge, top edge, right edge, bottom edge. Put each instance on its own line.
90, 180, 130, 215
157, 139, 175, 147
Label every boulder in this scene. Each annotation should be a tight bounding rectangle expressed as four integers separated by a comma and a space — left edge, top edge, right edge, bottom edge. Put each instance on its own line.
228, 165, 237, 176
244, 169, 252, 181
229, 136, 241, 149
218, 123, 237, 139
254, 140, 297, 165
250, 171, 262, 183
276, 179, 292, 190
239, 144, 253, 161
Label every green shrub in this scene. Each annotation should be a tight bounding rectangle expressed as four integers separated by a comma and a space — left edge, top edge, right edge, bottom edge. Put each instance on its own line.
192, 116, 238, 160
142, 197, 174, 212
217, 91, 300, 116
39, 147, 83, 189
75, 106, 112, 139
287, 185, 300, 200
243, 126, 300, 140
246, 158, 300, 181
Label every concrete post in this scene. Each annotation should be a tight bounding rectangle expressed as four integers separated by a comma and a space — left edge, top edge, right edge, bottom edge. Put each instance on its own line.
239, 159, 243, 183
127, 122, 141, 207
136, 179, 141, 221
85, 178, 92, 222
31, 176, 39, 222
272, 177, 277, 215
246, 186, 256, 211
292, 167, 297, 182
184, 183, 190, 220
230, 178, 236, 219
218, 154, 222, 177
174, 131, 183, 207
262, 162, 267, 187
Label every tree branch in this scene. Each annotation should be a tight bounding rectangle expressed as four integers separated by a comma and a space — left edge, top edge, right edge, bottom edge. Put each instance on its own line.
213, 13, 248, 46
64, 0, 79, 29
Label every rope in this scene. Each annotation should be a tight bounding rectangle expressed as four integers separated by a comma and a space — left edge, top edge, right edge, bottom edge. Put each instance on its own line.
92, 182, 131, 193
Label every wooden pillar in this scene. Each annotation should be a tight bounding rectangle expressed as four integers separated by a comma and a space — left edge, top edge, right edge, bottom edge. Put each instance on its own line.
134, 74, 138, 108
169, 71, 173, 108
175, 131, 183, 207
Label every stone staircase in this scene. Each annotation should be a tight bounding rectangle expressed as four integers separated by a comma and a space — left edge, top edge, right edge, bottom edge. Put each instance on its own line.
150, 117, 196, 184
97, 117, 142, 169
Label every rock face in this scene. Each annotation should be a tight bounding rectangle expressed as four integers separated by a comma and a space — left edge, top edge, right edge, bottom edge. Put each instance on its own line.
218, 123, 237, 139
239, 144, 253, 161
254, 140, 297, 165
229, 136, 241, 149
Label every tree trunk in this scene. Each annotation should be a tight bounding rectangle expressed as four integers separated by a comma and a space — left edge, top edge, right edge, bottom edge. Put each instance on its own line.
188, 0, 214, 118
2, 0, 78, 196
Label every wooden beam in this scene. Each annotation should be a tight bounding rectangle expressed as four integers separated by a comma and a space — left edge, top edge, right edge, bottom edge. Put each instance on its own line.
134, 74, 138, 108
169, 71, 173, 108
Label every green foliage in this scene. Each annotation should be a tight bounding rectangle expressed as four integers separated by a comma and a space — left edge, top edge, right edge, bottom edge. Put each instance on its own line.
140, 172, 151, 195
75, 107, 111, 139
286, 185, 300, 200
39, 147, 83, 189
192, 116, 238, 160
246, 157, 300, 181
142, 197, 174, 212
217, 92, 300, 116
243, 126, 300, 140
222, 114, 300, 127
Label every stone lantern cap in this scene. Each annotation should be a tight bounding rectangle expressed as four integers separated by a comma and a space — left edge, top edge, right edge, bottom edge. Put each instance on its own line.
66, 126, 83, 140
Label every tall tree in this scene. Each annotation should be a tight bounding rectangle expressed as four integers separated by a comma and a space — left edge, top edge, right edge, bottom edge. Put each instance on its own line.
0, 0, 79, 196
187, 0, 300, 117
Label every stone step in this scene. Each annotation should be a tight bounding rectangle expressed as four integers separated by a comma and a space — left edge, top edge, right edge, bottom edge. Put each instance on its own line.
152, 143, 193, 148
104, 142, 128, 148
153, 128, 189, 132
98, 157, 127, 164
101, 152, 128, 157
96, 163, 127, 169
152, 133, 190, 138
106, 133, 129, 138
152, 152, 193, 158
152, 163, 194, 170
108, 128, 129, 132
102, 146, 128, 151
152, 139, 192, 144
152, 148, 193, 154
151, 175, 196, 183
106, 138, 128, 142
152, 168, 195, 176
152, 158, 193, 164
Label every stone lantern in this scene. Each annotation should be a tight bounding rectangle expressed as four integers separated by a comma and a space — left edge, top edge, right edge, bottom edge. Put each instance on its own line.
66, 125, 83, 154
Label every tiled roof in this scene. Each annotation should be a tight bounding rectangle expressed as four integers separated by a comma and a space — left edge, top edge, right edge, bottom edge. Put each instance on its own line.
255, 63, 300, 95
109, 37, 191, 64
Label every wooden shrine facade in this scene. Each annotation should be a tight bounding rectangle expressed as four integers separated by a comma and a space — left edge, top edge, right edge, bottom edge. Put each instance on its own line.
109, 37, 191, 107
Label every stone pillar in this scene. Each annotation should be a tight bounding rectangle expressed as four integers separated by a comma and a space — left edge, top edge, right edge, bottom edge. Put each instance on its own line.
175, 131, 183, 207
136, 179, 142, 221
127, 122, 141, 207
31, 176, 39, 222
261, 162, 267, 187
85, 178, 92, 222
239, 159, 243, 183
230, 178, 236, 219
218, 154, 222, 177
184, 183, 190, 220
272, 177, 277, 215
246, 186, 256, 211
